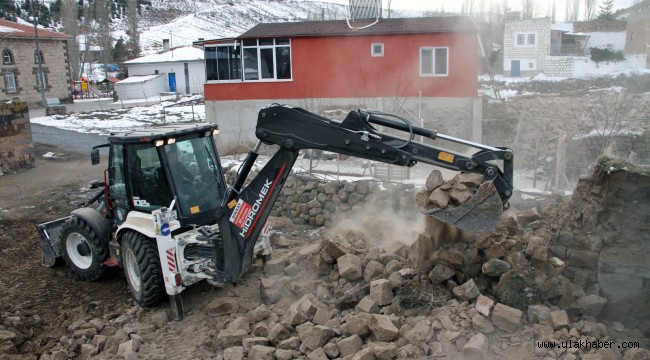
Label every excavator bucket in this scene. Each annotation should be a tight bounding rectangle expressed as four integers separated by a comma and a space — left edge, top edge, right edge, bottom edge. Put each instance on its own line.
422, 180, 504, 233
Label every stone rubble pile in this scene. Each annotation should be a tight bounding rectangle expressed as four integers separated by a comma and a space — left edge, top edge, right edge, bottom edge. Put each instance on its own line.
14, 165, 649, 360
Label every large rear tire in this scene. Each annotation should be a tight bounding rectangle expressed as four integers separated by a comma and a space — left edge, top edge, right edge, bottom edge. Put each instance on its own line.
121, 231, 166, 307
60, 216, 109, 281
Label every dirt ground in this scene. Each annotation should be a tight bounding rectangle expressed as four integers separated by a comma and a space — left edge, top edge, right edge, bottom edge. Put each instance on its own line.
0, 146, 320, 359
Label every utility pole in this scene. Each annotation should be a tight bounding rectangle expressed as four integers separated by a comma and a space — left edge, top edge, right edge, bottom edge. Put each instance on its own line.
31, 0, 48, 110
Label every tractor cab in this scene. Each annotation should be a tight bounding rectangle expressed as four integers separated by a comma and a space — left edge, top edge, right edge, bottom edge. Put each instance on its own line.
96, 123, 226, 228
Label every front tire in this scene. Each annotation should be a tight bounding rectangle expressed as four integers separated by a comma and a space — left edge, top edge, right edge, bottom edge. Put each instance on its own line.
121, 231, 166, 307
60, 216, 109, 281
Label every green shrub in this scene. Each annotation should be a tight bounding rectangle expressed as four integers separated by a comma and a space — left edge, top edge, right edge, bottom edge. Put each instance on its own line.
590, 44, 626, 65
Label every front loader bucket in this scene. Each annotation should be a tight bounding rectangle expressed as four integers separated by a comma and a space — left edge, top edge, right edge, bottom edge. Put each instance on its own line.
36, 216, 69, 267
422, 181, 504, 233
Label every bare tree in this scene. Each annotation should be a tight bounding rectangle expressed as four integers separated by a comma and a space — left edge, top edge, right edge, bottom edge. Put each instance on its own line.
61, 0, 79, 81
584, 0, 597, 20
565, 0, 574, 22
385, 0, 392, 19
95, 0, 113, 76
550, 0, 557, 22
521, 0, 535, 18
572, 0, 580, 21
126, 0, 140, 59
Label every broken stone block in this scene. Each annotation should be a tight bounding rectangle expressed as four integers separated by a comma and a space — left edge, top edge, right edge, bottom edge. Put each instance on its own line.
484, 244, 506, 260
428, 188, 450, 208
300, 325, 334, 352
452, 279, 481, 301
353, 348, 376, 360
337, 253, 362, 281
575, 295, 607, 317
471, 314, 495, 334
516, 208, 540, 227
116, 339, 139, 358
228, 317, 250, 333
491, 303, 522, 333
206, 297, 240, 315
277, 336, 301, 350
530, 246, 548, 269
283, 306, 308, 326
341, 315, 370, 337
312, 307, 334, 325
410, 233, 434, 273
428, 263, 455, 284
321, 235, 353, 260
299, 298, 319, 320
475, 295, 495, 317
337, 334, 363, 357
415, 189, 430, 207
322, 342, 339, 358
431, 249, 464, 269
481, 259, 511, 277
242, 337, 269, 352
368, 341, 399, 360
527, 304, 551, 323
549, 310, 569, 330
370, 279, 393, 306
222, 346, 244, 360
216, 330, 247, 348
306, 347, 328, 360
368, 315, 399, 342
248, 345, 276, 360
463, 332, 489, 360
363, 260, 385, 282
450, 188, 472, 205
80, 344, 98, 360
426, 170, 445, 191
356, 296, 379, 314
267, 324, 291, 345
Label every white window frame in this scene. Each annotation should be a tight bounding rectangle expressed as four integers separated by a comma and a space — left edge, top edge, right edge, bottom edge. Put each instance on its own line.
36, 69, 47, 91
371, 43, 384, 57
419, 47, 449, 77
514, 32, 538, 47
2, 49, 13, 65
205, 44, 243, 83
4, 71, 16, 93
242, 38, 292, 82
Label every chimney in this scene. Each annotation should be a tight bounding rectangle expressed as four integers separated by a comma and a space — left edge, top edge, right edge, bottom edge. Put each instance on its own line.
163, 39, 170, 52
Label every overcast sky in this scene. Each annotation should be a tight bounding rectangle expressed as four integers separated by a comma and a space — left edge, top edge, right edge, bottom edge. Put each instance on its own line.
313, 0, 636, 21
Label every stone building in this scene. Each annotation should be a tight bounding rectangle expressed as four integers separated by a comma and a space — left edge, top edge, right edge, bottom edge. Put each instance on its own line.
503, 18, 552, 77
0, 19, 73, 105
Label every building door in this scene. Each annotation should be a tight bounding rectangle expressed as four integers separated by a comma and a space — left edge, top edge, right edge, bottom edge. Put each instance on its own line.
511, 60, 521, 77
184, 63, 190, 95
168, 73, 176, 93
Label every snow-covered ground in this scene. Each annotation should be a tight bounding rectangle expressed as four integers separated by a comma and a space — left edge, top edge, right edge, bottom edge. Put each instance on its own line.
31, 95, 204, 136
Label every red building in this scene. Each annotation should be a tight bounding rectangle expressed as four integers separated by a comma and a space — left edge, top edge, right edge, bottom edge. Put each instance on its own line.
196, 17, 481, 153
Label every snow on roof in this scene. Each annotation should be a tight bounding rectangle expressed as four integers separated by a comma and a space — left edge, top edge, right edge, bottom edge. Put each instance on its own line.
0, 25, 22, 33
124, 46, 204, 64
116, 74, 164, 84
551, 23, 573, 32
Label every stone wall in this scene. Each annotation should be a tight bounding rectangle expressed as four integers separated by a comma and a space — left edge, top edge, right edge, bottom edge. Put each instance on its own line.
0, 102, 34, 174
544, 57, 574, 77
225, 169, 417, 227
550, 158, 650, 328
503, 18, 552, 76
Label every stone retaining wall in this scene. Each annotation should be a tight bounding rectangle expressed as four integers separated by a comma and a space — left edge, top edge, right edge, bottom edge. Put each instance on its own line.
544, 57, 574, 77
0, 102, 34, 175
226, 170, 418, 227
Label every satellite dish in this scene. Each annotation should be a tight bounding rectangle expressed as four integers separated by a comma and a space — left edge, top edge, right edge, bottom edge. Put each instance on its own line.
345, 0, 382, 31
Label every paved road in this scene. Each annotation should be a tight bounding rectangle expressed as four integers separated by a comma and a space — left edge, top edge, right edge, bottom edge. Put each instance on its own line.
29, 97, 168, 155
31, 123, 108, 155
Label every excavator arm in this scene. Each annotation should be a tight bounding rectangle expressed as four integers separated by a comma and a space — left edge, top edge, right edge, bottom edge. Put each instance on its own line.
214, 104, 513, 284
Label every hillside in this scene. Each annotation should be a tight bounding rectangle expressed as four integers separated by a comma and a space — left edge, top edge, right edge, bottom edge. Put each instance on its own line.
1, 0, 420, 56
